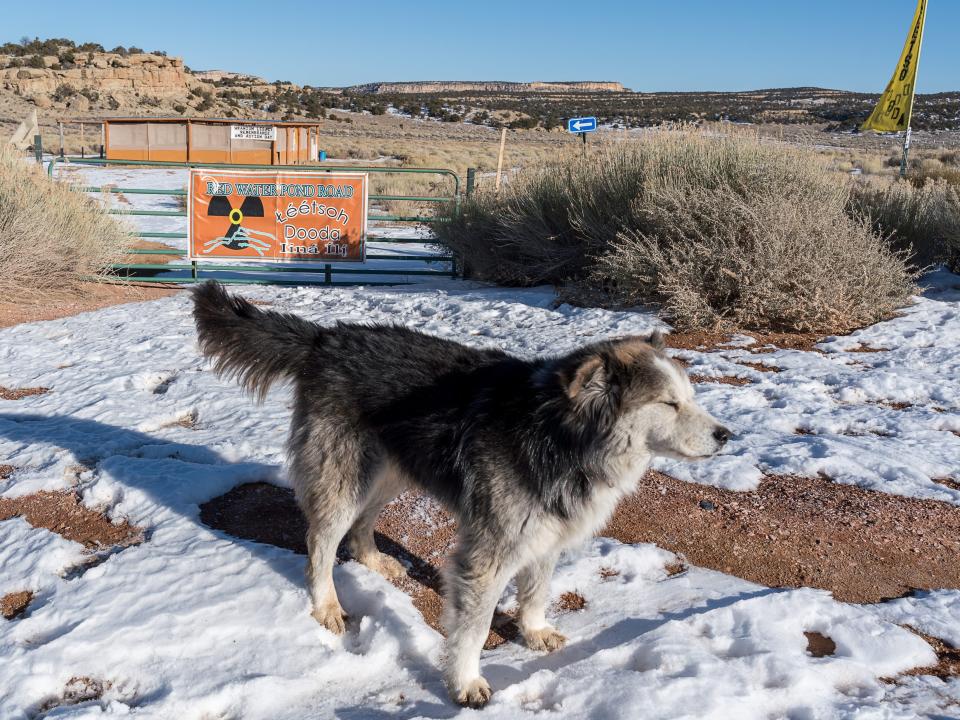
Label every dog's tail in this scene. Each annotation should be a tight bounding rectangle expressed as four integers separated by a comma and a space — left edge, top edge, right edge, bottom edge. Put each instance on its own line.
191, 281, 321, 401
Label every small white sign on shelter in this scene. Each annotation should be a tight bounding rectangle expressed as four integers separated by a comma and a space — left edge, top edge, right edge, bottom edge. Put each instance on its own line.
230, 124, 277, 141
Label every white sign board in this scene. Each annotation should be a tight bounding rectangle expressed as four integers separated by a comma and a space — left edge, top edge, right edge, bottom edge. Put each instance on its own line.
230, 124, 277, 141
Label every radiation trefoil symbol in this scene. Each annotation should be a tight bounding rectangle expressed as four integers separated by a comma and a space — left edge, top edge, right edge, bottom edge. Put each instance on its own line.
202, 196, 276, 257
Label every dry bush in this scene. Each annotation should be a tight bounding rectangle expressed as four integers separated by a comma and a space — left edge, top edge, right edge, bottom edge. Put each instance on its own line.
850, 176, 960, 270
0, 146, 131, 297
602, 182, 913, 332
436, 128, 916, 333
910, 164, 960, 189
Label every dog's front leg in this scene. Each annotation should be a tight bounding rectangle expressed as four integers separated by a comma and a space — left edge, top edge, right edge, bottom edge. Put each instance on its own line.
516, 552, 567, 652
442, 544, 510, 708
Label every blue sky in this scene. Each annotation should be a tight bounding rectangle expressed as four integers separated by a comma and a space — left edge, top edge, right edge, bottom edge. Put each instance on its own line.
11, 1, 958, 92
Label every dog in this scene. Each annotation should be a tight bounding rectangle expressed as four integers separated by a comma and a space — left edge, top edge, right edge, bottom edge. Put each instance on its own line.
192, 281, 730, 708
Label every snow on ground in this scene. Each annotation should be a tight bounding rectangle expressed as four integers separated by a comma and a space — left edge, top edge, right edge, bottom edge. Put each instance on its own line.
662, 269, 960, 502
1, 273, 959, 718
1, 164, 957, 717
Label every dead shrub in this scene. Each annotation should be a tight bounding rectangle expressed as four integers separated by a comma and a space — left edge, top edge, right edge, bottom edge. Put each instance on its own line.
436, 128, 916, 333
602, 178, 914, 333
850, 176, 960, 269
0, 146, 131, 297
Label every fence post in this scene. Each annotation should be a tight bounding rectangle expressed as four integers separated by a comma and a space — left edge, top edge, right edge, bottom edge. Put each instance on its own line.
324, 264, 332, 285
99, 144, 105, 159
34, 135, 42, 164
466, 167, 475, 197
59, 122, 65, 158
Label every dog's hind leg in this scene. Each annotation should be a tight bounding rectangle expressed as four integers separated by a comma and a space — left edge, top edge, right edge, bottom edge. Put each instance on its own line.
442, 534, 513, 708
305, 511, 355, 634
291, 423, 367, 636
346, 459, 407, 580
516, 551, 566, 652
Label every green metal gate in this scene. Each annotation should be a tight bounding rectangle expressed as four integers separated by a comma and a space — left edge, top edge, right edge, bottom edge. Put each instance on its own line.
48, 157, 461, 286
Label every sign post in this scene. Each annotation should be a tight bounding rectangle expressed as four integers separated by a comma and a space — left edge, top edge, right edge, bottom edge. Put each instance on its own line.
566, 116, 598, 154
188, 169, 368, 263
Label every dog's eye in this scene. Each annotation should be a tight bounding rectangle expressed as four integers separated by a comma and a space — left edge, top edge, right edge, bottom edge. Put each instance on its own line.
662, 401, 680, 410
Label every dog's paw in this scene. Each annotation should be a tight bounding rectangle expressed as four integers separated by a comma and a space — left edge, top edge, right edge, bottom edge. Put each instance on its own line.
452, 676, 492, 708
523, 626, 567, 652
311, 603, 348, 635
360, 551, 407, 580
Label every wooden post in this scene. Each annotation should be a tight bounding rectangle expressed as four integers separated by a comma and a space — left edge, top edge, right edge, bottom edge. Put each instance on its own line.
58, 121, 64, 157
494, 128, 507, 192
80, 122, 84, 158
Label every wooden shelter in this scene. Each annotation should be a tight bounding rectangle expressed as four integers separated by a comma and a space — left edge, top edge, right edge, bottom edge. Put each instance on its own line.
102, 117, 321, 165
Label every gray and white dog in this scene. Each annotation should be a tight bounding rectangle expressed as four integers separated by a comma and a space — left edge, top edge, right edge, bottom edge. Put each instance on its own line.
192, 281, 730, 708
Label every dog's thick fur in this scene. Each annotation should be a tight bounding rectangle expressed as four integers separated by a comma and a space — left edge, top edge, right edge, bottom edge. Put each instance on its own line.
192, 281, 730, 708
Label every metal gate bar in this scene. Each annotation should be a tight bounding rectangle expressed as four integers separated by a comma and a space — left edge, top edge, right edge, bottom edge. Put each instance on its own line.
48, 157, 460, 285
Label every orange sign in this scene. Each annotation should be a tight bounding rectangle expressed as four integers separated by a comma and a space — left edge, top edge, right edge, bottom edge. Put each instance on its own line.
188, 169, 368, 262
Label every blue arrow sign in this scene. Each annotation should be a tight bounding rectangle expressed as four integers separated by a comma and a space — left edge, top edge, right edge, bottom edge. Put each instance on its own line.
567, 116, 598, 133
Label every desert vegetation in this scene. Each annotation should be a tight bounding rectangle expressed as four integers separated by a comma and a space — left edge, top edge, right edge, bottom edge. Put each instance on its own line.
850, 174, 960, 269
0, 145, 131, 297
435, 128, 927, 333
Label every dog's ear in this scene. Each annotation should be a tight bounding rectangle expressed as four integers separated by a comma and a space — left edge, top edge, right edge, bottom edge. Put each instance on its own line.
565, 354, 608, 405
647, 330, 666, 351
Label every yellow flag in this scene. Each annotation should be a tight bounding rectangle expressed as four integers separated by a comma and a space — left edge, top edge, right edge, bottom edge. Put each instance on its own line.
861, 0, 928, 133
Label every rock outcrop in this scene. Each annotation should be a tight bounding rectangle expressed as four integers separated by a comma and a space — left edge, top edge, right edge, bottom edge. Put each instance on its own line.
0, 52, 205, 111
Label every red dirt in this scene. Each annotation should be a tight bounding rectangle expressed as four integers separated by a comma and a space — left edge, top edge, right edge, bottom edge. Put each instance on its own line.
0, 490, 143, 549
688, 374, 752, 386
666, 330, 824, 353
0, 386, 50, 400
199, 470, 960, 653
934, 477, 960, 491
736, 360, 780, 373
1, 590, 33, 620
37, 677, 110, 715
555, 591, 587, 612
607, 472, 960, 604
900, 628, 960, 680
598, 567, 620, 580
804, 631, 837, 658
0, 281, 176, 329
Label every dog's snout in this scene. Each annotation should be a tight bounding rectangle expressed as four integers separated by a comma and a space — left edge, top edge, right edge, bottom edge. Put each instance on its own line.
712, 426, 732, 445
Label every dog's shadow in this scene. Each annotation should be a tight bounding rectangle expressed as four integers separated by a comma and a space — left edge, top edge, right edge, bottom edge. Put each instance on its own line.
0, 412, 447, 592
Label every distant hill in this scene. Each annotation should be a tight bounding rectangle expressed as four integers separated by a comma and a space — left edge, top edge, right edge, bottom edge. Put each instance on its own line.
347, 81, 626, 94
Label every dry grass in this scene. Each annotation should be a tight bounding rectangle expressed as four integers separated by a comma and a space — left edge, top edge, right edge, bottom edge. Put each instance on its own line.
0, 146, 132, 298
437, 128, 916, 333
850, 175, 960, 269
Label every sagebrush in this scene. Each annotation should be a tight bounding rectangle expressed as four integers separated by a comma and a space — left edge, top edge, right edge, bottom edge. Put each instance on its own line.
435, 129, 917, 333
850, 176, 960, 270
0, 145, 131, 297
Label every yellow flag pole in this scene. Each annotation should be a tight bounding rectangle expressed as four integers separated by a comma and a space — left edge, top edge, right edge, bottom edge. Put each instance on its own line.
860, 0, 928, 177
900, 1, 928, 178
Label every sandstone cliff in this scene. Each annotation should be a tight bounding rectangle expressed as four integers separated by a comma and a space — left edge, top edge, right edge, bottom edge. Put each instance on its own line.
0, 52, 206, 111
